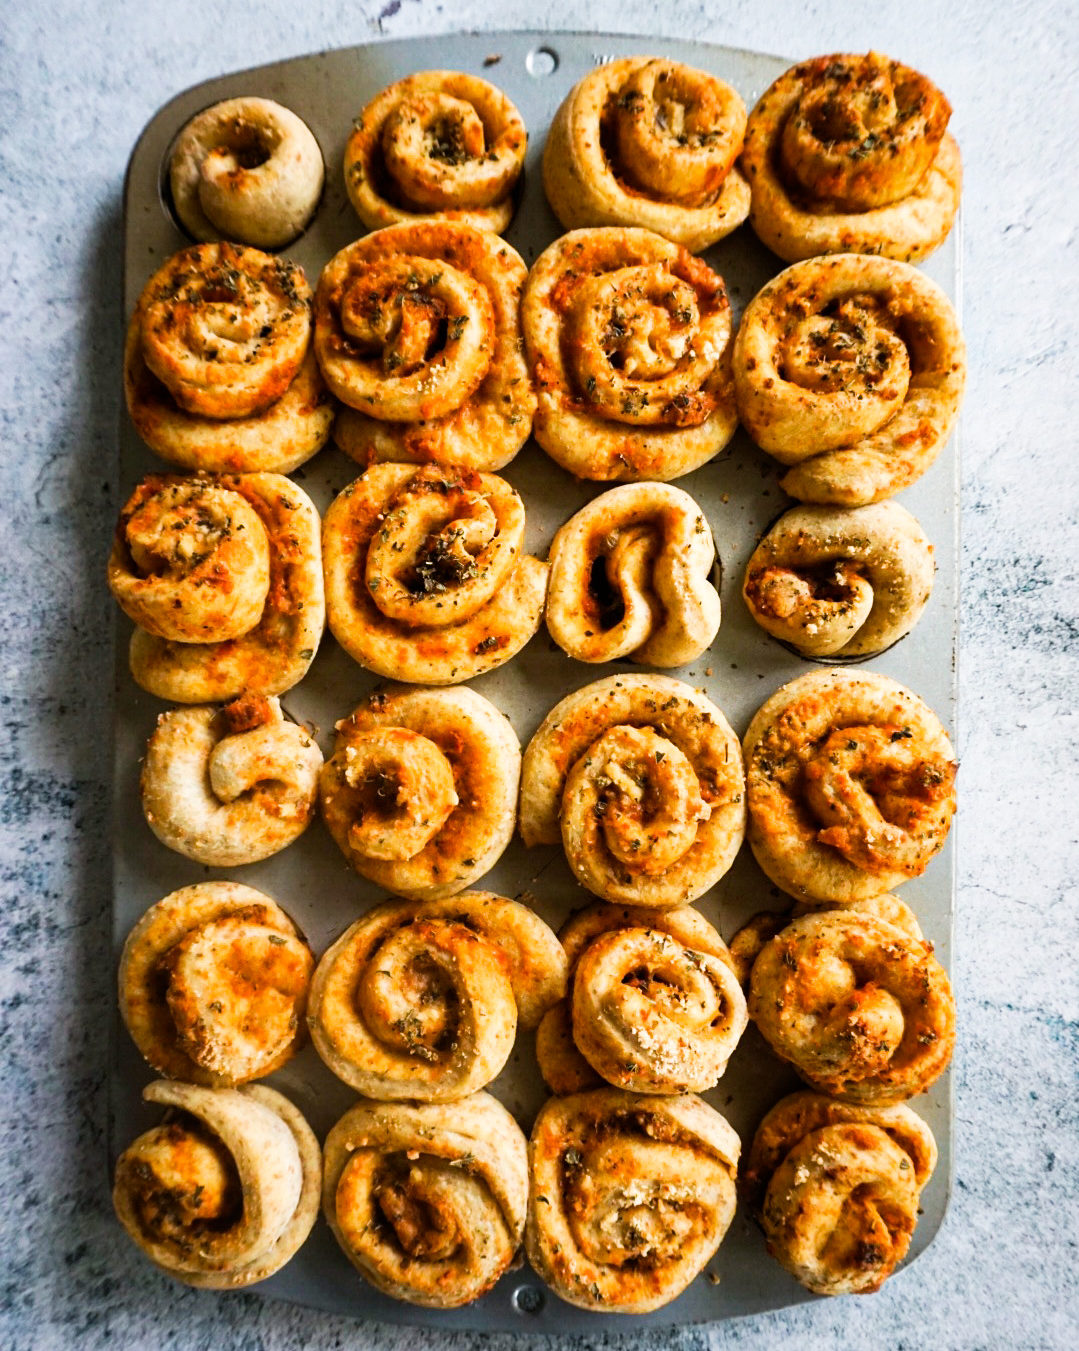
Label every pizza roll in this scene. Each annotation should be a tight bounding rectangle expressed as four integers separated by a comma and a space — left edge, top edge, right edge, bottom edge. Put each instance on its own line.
520, 674, 745, 908
108, 473, 324, 702
742, 51, 960, 264
546, 482, 721, 666
522, 228, 738, 481
124, 243, 333, 473
543, 58, 750, 251
113, 1080, 320, 1288
526, 1089, 739, 1312
733, 253, 965, 506
743, 501, 934, 657
118, 881, 313, 1086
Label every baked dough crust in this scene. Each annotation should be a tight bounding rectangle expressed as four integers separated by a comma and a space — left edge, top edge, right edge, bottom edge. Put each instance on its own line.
743, 501, 934, 657
520, 674, 745, 908
118, 881, 313, 1086
344, 71, 526, 234
742, 1090, 937, 1295
522, 227, 738, 481
525, 1088, 740, 1313
543, 58, 750, 252
113, 1079, 320, 1288
323, 1091, 527, 1307
546, 482, 721, 666
322, 464, 546, 684
742, 52, 960, 264
733, 253, 965, 505
308, 892, 565, 1101
744, 668, 957, 903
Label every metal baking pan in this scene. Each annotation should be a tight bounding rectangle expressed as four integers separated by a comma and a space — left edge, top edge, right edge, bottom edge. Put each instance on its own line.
112, 29, 958, 1332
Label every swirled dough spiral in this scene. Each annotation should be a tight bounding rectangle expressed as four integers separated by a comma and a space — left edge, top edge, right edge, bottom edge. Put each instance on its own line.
170, 97, 325, 248
113, 1079, 320, 1288
543, 58, 750, 252
345, 71, 526, 234
742, 52, 961, 264
140, 694, 322, 864
319, 685, 520, 897
308, 892, 565, 1101
743, 501, 934, 657
526, 1089, 740, 1313
744, 668, 957, 903
323, 1092, 527, 1307
546, 482, 721, 666
743, 1090, 937, 1294
316, 222, 534, 470
733, 253, 965, 505
322, 464, 546, 684
109, 473, 324, 702
124, 243, 333, 473
119, 882, 313, 1086
520, 674, 745, 908
522, 228, 738, 481
745, 907, 955, 1104
536, 903, 747, 1096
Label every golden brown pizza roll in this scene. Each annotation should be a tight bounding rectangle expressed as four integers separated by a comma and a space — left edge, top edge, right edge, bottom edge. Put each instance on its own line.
744, 906, 955, 1104
743, 501, 934, 657
344, 71, 526, 234
522, 228, 738, 481
526, 1089, 740, 1313
308, 892, 565, 1100
315, 222, 534, 470
546, 482, 721, 666
319, 685, 520, 898
536, 902, 746, 1096
109, 473, 324, 702
742, 51, 961, 264
322, 464, 546, 684
543, 57, 750, 251
169, 98, 324, 248
113, 1079, 320, 1288
733, 253, 965, 506
744, 668, 957, 903
520, 674, 745, 908
118, 881, 313, 1087
124, 243, 333, 473
140, 694, 322, 865
742, 1090, 937, 1294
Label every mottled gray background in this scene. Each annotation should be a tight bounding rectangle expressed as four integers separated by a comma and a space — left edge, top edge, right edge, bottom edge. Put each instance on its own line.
1, 1, 1076, 1347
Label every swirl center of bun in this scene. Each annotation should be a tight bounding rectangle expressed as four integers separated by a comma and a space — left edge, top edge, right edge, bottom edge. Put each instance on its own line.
342, 726, 459, 861
127, 1123, 242, 1241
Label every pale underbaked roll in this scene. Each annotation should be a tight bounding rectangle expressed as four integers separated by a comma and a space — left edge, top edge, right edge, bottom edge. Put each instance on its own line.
520, 674, 745, 908
742, 1090, 937, 1295
319, 685, 520, 898
745, 906, 955, 1104
526, 1089, 740, 1313
119, 881, 313, 1086
113, 1079, 320, 1288
308, 892, 565, 1100
322, 464, 546, 684
522, 228, 738, 481
743, 501, 934, 658
169, 97, 324, 248
546, 482, 721, 666
316, 222, 534, 470
733, 253, 965, 505
535, 902, 747, 1096
543, 57, 750, 252
344, 71, 526, 234
742, 52, 961, 264
744, 668, 957, 903
323, 1092, 527, 1307
141, 694, 322, 865
124, 243, 333, 473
